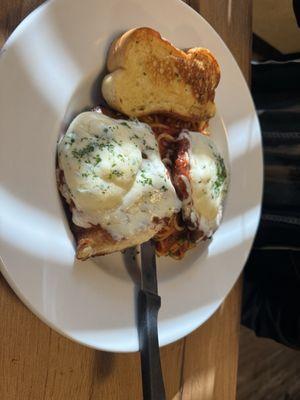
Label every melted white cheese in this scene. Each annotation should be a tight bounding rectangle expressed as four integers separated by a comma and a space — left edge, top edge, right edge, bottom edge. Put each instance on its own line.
58, 111, 181, 239
181, 131, 228, 236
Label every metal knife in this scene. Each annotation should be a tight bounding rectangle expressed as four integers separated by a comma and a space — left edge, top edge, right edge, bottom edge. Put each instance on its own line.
138, 240, 166, 400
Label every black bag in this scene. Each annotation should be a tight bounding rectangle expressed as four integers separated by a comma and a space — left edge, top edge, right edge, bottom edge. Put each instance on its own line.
242, 60, 300, 349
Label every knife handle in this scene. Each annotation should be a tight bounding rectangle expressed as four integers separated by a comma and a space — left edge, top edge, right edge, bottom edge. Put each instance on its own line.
138, 289, 166, 400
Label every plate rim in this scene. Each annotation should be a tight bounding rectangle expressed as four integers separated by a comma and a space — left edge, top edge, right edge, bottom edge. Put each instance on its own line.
0, 0, 263, 352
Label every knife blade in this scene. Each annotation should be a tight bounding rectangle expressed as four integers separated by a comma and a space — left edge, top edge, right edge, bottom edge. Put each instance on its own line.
138, 240, 166, 400
140, 240, 158, 294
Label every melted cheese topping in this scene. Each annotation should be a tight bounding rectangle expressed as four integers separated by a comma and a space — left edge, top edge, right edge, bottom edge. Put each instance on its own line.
58, 112, 181, 239
182, 131, 228, 236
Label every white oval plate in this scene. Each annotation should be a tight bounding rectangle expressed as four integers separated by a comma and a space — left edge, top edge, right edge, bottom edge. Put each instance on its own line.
0, 0, 262, 352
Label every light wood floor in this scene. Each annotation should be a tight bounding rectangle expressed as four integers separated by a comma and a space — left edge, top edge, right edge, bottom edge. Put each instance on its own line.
237, 326, 300, 400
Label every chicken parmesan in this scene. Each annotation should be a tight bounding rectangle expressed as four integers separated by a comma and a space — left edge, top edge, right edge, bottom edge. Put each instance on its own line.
57, 111, 181, 259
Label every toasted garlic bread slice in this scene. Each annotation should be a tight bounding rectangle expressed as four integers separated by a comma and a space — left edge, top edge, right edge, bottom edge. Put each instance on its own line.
102, 27, 220, 122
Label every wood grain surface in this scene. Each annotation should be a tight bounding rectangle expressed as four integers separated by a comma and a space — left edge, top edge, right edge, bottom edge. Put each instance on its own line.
0, 1, 252, 399
238, 326, 300, 400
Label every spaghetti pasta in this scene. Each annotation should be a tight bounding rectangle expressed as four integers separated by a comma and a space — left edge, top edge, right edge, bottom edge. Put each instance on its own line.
157, 133, 177, 143
142, 113, 208, 259
174, 217, 184, 232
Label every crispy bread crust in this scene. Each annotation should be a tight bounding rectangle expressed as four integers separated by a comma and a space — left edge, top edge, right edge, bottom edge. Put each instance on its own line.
73, 223, 160, 260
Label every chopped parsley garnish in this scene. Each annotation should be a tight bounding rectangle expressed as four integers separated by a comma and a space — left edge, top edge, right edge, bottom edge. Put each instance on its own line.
146, 145, 155, 151
112, 138, 121, 145
117, 154, 125, 161
160, 185, 168, 192
97, 142, 115, 153
109, 169, 124, 179
120, 121, 131, 128
130, 134, 139, 141
139, 171, 153, 186
72, 139, 116, 162
212, 155, 227, 197
81, 172, 89, 178
72, 143, 95, 159
93, 154, 102, 165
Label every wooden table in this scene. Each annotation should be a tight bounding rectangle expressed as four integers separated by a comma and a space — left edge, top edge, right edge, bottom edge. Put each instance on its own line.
0, 1, 251, 399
